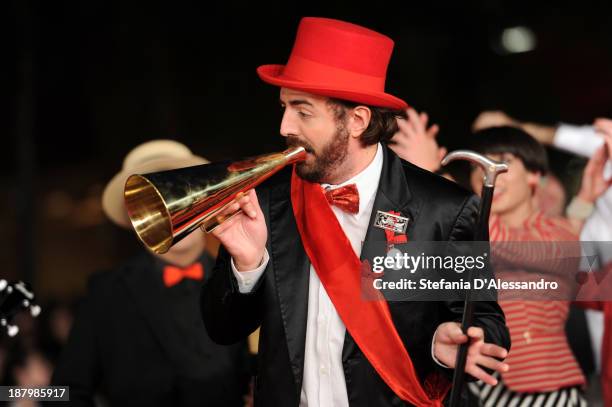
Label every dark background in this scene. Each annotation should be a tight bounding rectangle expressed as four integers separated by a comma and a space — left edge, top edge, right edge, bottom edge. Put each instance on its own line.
3, 0, 612, 299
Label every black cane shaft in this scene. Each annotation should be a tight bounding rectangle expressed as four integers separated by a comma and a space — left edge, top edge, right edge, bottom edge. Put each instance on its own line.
475, 187, 494, 242
450, 300, 474, 407
448, 185, 495, 407
447, 287, 474, 406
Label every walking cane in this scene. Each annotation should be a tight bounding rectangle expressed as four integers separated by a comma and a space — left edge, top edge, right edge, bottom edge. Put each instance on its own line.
440, 151, 508, 407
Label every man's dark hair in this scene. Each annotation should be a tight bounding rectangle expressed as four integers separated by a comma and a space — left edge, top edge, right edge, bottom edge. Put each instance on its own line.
327, 98, 406, 147
470, 126, 549, 175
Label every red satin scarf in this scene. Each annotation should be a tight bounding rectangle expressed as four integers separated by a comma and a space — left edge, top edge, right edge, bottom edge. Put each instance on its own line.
290, 168, 447, 406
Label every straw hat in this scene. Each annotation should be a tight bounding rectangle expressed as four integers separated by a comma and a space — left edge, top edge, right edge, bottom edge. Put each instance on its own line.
102, 140, 209, 228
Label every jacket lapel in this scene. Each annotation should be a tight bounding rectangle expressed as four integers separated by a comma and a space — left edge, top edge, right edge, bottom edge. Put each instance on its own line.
343, 145, 423, 360
361, 146, 421, 260
268, 179, 310, 397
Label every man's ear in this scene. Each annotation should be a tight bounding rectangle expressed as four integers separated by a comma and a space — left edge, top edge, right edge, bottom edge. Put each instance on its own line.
347, 106, 372, 138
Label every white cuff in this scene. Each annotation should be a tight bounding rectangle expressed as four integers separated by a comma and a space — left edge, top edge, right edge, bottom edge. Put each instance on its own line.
231, 249, 269, 294
566, 196, 595, 221
431, 327, 451, 369
554, 124, 603, 158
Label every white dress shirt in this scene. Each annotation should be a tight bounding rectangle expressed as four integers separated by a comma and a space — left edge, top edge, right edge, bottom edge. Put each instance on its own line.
554, 123, 612, 373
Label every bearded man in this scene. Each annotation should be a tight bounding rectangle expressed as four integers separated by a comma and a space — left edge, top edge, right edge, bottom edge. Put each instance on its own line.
201, 17, 510, 407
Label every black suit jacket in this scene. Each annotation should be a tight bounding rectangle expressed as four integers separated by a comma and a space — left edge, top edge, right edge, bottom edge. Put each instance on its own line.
52, 253, 248, 407
202, 146, 510, 407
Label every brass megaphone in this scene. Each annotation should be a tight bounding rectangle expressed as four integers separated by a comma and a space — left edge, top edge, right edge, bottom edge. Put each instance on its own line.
124, 146, 306, 254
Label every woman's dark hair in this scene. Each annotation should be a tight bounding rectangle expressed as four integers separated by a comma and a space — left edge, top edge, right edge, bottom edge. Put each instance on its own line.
327, 98, 406, 147
470, 126, 549, 175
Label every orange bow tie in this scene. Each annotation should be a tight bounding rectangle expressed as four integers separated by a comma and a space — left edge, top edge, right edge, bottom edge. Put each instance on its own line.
163, 263, 204, 287
324, 184, 360, 214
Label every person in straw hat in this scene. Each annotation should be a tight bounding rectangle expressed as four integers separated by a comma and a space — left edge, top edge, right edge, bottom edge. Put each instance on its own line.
51, 140, 250, 406
201, 17, 510, 407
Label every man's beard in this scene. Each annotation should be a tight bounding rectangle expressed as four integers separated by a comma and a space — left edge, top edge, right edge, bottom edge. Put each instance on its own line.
286, 121, 350, 183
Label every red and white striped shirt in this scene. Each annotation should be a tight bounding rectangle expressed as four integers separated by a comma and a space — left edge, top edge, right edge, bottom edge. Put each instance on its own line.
490, 211, 586, 392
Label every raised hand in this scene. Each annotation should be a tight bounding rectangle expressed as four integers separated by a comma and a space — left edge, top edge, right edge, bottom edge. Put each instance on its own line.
211, 189, 268, 271
390, 108, 446, 172
577, 142, 612, 204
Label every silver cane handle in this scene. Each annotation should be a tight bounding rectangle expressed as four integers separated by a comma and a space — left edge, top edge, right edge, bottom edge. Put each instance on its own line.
441, 150, 508, 187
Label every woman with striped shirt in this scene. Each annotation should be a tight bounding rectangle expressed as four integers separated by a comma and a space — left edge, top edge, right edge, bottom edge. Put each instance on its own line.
467, 126, 587, 406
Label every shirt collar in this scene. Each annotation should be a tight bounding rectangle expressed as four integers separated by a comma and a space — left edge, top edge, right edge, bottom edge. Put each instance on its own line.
321, 143, 383, 215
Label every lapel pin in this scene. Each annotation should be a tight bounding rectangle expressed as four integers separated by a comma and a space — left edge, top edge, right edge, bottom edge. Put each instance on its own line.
373, 210, 409, 234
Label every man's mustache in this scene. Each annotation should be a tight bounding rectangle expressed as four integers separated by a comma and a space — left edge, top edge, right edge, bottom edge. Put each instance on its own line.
286, 136, 315, 154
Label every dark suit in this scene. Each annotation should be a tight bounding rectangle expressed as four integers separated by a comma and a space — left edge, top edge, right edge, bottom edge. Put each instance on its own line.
52, 253, 248, 407
202, 146, 510, 406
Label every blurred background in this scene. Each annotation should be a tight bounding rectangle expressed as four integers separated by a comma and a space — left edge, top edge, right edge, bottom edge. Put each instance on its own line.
2, 0, 612, 402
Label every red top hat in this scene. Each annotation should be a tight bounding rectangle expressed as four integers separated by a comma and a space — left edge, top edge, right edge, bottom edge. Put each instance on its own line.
257, 17, 408, 109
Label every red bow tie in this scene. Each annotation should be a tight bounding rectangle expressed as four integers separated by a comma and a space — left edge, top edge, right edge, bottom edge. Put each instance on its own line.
324, 184, 360, 214
163, 263, 204, 287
